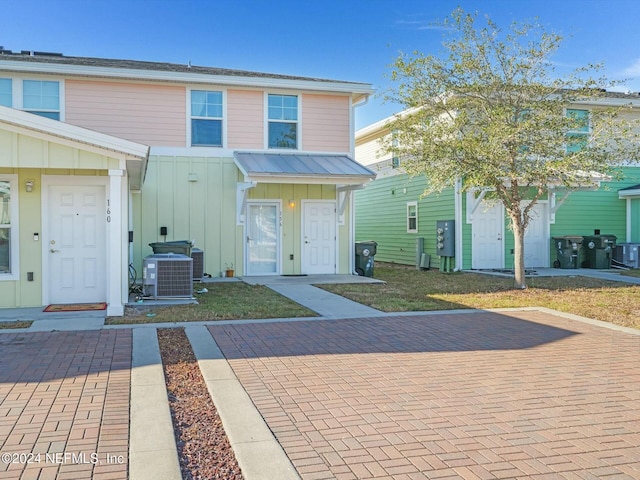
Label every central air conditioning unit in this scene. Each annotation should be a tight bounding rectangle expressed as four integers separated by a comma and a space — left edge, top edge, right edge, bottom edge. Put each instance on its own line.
143, 254, 193, 298
191, 248, 204, 280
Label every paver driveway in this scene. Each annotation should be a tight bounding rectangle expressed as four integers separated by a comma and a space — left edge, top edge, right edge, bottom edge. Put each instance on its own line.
0, 330, 131, 480
209, 310, 640, 479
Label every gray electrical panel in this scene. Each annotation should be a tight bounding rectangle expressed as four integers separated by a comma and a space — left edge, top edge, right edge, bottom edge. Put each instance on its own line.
436, 220, 455, 257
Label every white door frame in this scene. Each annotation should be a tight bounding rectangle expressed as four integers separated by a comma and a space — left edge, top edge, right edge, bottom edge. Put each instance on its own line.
471, 199, 505, 269
244, 200, 282, 276
301, 199, 337, 274
41, 175, 111, 307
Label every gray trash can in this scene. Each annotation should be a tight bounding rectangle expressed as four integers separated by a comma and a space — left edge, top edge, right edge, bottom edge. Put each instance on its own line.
582, 235, 616, 269
552, 236, 583, 269
355, 241, 377, 277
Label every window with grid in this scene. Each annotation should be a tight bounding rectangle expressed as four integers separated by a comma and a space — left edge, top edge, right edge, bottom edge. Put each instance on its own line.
407, 201, 418, 233
268, 94, 298, 149
191, 90, 223, 146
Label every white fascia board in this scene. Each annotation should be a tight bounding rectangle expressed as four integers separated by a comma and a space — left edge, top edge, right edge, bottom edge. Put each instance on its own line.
0, 105, 149, 159
619, 188, 640, 198
0, 60, 375, 97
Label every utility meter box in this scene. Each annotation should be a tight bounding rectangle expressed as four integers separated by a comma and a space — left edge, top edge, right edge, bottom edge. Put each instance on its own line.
436, 220, 455, 257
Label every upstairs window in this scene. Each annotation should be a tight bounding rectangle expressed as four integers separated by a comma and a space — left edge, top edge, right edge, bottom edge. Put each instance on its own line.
566, 108, 589, 153
23, 80, 60, 120
0, 79, 11, 107
268, 94, 298, 149
191, 90, 223, 146
407, 201, 418, 233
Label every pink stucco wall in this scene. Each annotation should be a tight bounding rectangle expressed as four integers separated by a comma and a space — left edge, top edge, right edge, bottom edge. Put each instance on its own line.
301, 94, 350, 152
65, 80, 187, 146
227, 89, 263, 149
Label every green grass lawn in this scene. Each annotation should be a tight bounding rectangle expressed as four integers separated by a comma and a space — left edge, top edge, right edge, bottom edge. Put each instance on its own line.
0, 321, 33, 330
106, 282, 317, 325
320, 264, 640, 330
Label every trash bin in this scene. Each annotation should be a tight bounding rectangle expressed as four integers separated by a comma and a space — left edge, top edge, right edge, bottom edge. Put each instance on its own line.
355, 241, 377, 277
552, 236, 583, 269
149, 240, 193, 257
582, 234, 617, 269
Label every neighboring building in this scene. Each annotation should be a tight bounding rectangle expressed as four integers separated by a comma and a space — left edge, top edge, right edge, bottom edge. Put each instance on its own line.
355, 96, 640, 271
0, 50, 375, 315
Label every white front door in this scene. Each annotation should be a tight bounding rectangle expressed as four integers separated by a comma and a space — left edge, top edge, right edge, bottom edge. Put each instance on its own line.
246, 202, 280, 275
48, 185, 107, 303
523, 202, 549, 268
303, 201, 336, 274
472, 200, 504, 269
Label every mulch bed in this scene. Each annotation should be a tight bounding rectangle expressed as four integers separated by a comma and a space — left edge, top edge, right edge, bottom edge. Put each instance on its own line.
157, 328, 244, 480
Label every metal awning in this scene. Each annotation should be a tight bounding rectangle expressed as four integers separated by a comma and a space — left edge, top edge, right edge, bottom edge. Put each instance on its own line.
233, 151, 375, 185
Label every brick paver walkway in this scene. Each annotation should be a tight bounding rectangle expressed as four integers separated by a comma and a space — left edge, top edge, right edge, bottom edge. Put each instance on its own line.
0, 330, 131, 480
209, 311, 640, 479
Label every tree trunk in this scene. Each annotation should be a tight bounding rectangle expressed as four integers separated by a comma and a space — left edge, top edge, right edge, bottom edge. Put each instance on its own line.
511, 215, 527, 289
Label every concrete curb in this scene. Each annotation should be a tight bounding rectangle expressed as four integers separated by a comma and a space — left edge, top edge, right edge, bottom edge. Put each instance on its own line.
129, 328, 182, 480
186, 325, 300, 480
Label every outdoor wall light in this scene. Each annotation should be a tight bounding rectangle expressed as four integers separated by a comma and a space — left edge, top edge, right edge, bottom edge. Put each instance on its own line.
288, 199, 295, 208
25, 180, 35, 192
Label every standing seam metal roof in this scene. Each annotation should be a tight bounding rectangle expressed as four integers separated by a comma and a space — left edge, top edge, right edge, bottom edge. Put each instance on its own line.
233, 152, 376, 178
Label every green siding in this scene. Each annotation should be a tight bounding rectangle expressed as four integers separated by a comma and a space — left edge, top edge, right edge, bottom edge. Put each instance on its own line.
359, 167, 640, 271
355, 174, 455, 268
550, 167, 640, 242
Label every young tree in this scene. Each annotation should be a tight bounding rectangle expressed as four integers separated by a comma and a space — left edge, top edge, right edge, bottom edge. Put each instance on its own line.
385, 8, 640, 288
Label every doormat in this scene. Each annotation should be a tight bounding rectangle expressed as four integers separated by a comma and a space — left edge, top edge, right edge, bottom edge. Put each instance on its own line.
43, 303, 107, 312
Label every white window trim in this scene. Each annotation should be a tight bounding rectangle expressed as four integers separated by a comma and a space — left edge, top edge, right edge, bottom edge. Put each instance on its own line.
4, 76, 65, 121
564, 107, 590, 152
186, 87, 227, 148
0, 174, 19, 281
264, 92, 302, 150
407, 201, 418, 234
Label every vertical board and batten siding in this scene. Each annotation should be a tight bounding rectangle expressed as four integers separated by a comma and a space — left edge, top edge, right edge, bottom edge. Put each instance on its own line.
227, 89, 263, 149
132, 156, 242, 278
355, 173, 455, 268
248, 183, 350, 274
0, 127, 114, 308
301, 94, 350, 152
65, 80, 186, 146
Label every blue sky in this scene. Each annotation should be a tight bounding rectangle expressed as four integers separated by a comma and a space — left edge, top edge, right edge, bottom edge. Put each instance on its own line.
2, 0, 640, 129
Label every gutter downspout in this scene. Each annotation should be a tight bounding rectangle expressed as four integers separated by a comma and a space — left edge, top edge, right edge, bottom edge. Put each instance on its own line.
350, 94, 371, 274
455, 178, 463, 271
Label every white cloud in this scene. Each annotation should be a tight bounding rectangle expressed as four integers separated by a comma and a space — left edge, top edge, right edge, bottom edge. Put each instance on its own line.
622, 58, 640, 76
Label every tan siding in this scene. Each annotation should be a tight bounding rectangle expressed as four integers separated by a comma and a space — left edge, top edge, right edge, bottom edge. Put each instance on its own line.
65, 80, 186, 146
301, 94, 350, 152
227, 89, 263, 148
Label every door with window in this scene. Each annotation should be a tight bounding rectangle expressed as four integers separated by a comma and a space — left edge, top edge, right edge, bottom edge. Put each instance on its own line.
48, 185, 106, 303
472, 200, 504, 269
246, 202, 280, 275
303, 201, 336, 274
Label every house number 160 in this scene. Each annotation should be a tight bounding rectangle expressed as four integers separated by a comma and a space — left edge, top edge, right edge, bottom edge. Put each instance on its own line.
107, 199, 111, 223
